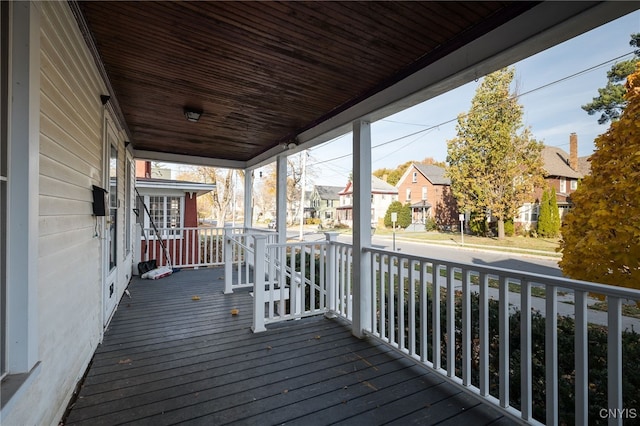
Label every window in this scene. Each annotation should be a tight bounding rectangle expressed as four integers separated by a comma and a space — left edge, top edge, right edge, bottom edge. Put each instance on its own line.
406, 188, 411, 201
570, 180, 577, 190
109, 145, 117, 271
560, 178, 566, 193
137, 195, 184, 236
412, 172, 418, 183
422, 186, 427, 200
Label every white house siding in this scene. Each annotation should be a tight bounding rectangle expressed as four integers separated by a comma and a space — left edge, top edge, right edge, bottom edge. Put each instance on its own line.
3, 3, 130, 425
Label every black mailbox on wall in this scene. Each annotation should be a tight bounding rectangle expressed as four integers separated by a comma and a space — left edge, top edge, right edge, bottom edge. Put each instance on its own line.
92, 185, 108, 216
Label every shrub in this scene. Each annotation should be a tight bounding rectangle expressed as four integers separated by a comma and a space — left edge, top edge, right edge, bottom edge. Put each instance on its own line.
384, 201, 412, 228
504, 219, 514, 236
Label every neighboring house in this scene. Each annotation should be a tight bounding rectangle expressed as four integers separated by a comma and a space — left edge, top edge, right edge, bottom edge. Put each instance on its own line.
395, 163, 458, 229
516, 133, 589, 229
337, 176, 398, 227
309, 185, 342, 224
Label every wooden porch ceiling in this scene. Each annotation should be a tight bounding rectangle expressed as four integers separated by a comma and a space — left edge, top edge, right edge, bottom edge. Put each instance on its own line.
74, 1, 637, 168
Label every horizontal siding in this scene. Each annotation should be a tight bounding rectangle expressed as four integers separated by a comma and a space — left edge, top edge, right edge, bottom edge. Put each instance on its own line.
4, 2, 113, 426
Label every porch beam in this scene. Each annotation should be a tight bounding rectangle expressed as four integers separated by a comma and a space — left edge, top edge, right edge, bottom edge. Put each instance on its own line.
276, 155, 287, 243
352, 119, 372, 338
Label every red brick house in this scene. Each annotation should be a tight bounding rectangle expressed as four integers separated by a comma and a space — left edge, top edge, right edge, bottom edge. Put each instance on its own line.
516, 133, 589, 229
395, 163, 458, 229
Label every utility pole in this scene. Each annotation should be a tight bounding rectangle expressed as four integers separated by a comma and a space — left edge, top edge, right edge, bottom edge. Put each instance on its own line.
298, 150, 307, 241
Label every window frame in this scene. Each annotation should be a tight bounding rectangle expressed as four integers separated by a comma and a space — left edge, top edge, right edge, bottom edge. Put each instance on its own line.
136, 194, 185, 239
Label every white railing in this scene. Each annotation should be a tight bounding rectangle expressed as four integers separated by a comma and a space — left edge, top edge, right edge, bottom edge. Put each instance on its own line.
365, 247, 640, 426
222, 230, 640, 424
224, 228, 277, 294
140, 226, 226, 268
250, 235, 330, 332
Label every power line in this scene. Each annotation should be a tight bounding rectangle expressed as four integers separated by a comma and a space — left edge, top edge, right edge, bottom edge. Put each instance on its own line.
306, 50, 636, 168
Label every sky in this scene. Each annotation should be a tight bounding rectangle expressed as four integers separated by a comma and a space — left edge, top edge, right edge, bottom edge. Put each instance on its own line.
303, 9, 640, 187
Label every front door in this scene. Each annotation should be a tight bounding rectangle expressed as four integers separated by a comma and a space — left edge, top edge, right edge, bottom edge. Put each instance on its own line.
103, 118, 119, 326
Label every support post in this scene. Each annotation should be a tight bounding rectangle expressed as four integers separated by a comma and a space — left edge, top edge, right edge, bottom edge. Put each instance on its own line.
276, 155, 287, 243
223, 227, 233, 294
352, 119, 372, 338
244, 168, 253, 230
252, 235, 268, 333
324, 232, 338, 318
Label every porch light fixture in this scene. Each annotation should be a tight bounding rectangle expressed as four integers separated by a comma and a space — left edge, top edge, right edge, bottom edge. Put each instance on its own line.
184, 107, 203, 122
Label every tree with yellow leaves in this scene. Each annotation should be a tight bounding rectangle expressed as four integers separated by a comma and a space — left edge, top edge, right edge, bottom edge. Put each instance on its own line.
559, 63, 640, 288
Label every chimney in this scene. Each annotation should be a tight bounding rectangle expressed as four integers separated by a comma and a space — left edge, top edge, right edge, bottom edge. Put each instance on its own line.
569, 133, 578, 171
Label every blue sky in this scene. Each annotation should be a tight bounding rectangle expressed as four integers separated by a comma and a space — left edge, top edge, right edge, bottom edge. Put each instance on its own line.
307, 9, 640, 187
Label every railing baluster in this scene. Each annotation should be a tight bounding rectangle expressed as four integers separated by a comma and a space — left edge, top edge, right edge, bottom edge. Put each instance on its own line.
447, 266, 455, 378
409, 260, 417, 357
499, 275, 509, 408
380, 254, 387, 341
268, 244, 275, 320
608, 296, 623, 426
575, 290, 588, 426
521, 279, 532, 422
462, 268, 471, 386
479, 272, 489, 396
420, 261, 428, 363
371, 253, 378, 336
389, 255, 396, 346
546, 284, 558, 426
432, 263, 441, 371
398, 258, 406, 351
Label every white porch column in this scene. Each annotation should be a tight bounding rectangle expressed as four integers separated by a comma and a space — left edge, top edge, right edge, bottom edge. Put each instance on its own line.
352, 119, 372, 338
243, 168, 253, 229
276, 155, 287, 243
6, 0, 40, 373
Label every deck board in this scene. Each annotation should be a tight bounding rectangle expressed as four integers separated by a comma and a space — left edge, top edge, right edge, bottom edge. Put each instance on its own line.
63, 268, 510, 426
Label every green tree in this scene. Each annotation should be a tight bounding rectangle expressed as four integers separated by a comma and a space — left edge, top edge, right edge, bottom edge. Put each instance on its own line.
446, 67, 544, 239
537, 187, 560, 238
373, 157, 446, 186
384, 201, 411, 228
582, 33, 639, 124
559, 64, 640, 289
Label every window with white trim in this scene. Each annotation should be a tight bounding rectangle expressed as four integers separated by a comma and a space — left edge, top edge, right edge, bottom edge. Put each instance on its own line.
570, 179, 577, 190
560, 177, 566, 193
412, 171, 417, 183
422, 186, 427, 200
406, 188, 411, 201
136, 195, 184, 237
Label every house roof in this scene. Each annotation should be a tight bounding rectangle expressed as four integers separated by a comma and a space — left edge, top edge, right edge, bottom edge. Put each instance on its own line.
136, 178, 216, 197
412, 163, 451, 185
71, 2, 634, 168
339, 176, 399, 196
542, 146, 583, 179
313, 185, 343, 201
577, 155, 592, 176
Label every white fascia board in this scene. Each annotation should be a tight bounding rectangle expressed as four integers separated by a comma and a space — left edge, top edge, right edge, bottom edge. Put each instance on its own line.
136, 180, 216, 196
134, 149, 246, 169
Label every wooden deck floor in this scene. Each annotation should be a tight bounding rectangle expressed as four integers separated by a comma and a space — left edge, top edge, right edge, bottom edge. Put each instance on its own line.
63, 268, 512, 426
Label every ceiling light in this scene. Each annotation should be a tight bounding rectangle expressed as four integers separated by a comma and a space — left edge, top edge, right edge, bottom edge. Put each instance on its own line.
184, 107, 203, 122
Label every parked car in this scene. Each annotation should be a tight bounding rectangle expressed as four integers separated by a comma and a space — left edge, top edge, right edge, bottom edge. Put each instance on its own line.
267, 220, 276, 229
